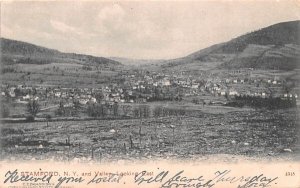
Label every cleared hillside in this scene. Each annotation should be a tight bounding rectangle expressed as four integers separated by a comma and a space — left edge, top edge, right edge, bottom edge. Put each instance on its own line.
163, 20, 300, 71
1, 38, 121, 66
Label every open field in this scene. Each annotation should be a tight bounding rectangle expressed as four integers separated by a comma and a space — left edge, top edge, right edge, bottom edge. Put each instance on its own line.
1, 63, 122, 88
1, 108, 299, 162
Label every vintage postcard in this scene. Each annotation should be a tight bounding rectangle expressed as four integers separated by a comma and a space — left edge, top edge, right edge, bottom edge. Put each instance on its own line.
0, 0, 299, 187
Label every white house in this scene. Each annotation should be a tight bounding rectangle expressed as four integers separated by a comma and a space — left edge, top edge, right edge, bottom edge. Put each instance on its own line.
229, 90, 238, 96
220, 91, 226, 96
191, 84, 199, 89
79, 99, 89, 105
163, 80, 171, 86
55, 92, 61, 97
90, 97, 97, 103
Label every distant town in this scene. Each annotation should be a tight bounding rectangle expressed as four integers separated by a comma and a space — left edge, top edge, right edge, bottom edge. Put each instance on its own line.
1, 67, 298, 121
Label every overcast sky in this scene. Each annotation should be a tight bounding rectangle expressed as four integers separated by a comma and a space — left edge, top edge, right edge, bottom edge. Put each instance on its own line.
1, 1, 300, 59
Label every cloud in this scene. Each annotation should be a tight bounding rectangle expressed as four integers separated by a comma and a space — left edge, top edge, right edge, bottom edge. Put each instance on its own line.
50, 20, 82, 35
97, 4, 125, 23
94, 4, 129, 37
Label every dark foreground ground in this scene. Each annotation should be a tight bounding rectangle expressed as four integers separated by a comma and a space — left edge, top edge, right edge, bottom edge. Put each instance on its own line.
1, 107, 299, 162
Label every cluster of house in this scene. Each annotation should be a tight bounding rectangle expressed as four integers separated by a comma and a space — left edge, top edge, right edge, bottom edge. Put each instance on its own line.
123, 71, 203, 89
1, 70, 299, 105
204, 78, 298, 99
0, 83, 151, 105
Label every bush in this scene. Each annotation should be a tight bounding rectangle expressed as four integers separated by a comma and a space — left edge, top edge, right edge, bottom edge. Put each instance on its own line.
227, 95, 297, 109
1, 104, 10, 118
87, 104, 107, 117
27, 100, 40, 116
192, 98, 200, 104
26, 115, 35, 122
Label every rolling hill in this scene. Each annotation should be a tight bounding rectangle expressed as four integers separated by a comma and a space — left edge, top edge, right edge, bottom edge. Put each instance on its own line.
2, 20, 299, 71
163, 20, 300, 70
109, 57, 164, 66
0, 38, 121, 66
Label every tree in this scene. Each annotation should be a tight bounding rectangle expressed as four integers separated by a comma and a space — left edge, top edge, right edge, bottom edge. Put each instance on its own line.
1, 104, 10, 118
73, 100, 81, 109
133, 108, 140, 118
153, 106, 163, 117
192, 98, 200, 104
95, 92, 104, 103
122, 105, 131, 117
55, 101, 65, 116
87, 103, 107, 118
142, 105, 150, 118
87, 104, 97, 117
27, 99, 40, 117
14, 88, 22, 97
73, 99, 81, 115
46, 114, 52, 127
113, 102, 119, 117
133, 105, 150, 118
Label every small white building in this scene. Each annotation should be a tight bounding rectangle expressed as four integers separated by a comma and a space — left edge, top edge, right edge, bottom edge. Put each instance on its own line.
55, 92, 61, 97
90, 97, 97, 103
191, 84, 199, 89
79, 99, 89, 105
220, 91, 226, 96
163, 80, 171, 86
229, 90, 238, 96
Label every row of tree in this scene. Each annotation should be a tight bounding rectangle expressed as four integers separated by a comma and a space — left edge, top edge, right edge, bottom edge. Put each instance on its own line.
86, 103, 186, 119
86, 103, 119, 117
5, 99, 187, 121
227, 95, 297, 109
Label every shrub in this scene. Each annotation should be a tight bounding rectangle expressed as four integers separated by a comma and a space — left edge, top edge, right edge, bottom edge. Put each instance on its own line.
26, 115, 35, 122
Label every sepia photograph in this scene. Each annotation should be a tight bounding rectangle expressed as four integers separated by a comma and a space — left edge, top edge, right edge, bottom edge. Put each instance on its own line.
0, 1, 299, 187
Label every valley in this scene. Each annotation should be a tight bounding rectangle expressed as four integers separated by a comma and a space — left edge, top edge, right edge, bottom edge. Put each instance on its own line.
1, 20, 299, 161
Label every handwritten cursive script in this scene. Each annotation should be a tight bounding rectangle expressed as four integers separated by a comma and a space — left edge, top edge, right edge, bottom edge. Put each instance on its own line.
135, 170, 214, 188
3, 169, 279, 188
134, 169, 278, 188
213, 170, 278, 188
4, 169, 52, 184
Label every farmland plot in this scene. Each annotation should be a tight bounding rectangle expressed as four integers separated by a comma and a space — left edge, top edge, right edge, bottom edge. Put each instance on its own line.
1, 108, 299, 162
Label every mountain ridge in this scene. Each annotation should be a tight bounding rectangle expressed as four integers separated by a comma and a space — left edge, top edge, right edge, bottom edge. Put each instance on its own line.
163, 20, 300, 70
0, 38, 121, 66
1, 20, 299, 70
